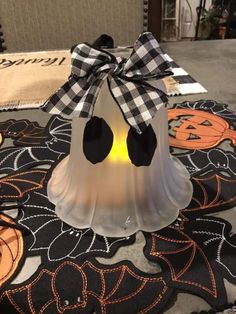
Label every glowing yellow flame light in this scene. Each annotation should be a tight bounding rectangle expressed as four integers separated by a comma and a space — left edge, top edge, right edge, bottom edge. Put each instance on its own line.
108, 133, 130, 163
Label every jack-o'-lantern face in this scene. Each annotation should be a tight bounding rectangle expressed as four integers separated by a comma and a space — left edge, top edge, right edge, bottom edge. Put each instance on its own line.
168, 109, 236, 149
83, 116, 157, 166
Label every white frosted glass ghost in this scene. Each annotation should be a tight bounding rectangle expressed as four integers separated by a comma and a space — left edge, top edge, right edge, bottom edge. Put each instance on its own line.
47, 51, 193, 237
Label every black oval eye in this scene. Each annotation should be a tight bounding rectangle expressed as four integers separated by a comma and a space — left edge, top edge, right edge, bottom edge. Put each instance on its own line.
83, 117, 113, 164
127, 125, 157, 166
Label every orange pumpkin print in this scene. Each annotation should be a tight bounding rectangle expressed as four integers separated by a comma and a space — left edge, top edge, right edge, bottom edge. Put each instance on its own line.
168, 109, 236, 149
0, 214, 24, 287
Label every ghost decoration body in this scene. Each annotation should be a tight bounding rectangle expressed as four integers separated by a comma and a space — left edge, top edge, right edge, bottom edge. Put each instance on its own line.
42, 33, 193, 237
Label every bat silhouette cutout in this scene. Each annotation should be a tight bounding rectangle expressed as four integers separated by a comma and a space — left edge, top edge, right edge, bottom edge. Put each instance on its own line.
177, 148, 236, 176
0, 260, 172, 314
183, 171, 236, 216
144, 226, 227, 307
0, 169, 47, 200
0, 119, 46, 146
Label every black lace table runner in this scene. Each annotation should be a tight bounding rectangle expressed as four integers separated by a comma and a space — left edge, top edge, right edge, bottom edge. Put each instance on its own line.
0, 100, 235, 313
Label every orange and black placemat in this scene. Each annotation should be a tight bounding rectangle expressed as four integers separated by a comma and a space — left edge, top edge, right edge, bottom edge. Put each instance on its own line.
0, 100, 236, 313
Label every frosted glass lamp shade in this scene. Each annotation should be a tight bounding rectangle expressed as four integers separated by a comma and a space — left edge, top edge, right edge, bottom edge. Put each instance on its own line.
47, 78, 193, 237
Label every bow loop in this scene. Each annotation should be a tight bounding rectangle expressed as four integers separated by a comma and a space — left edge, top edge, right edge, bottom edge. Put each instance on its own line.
71, 44, 114, 78
42, 32, 172, 133
123, 32, 172, 80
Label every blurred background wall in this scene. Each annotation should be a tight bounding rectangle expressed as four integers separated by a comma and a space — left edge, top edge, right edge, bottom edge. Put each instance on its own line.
0, 0, 144, 52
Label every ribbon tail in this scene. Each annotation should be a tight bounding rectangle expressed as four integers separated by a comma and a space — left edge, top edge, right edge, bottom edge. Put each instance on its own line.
109, 77, 168, 134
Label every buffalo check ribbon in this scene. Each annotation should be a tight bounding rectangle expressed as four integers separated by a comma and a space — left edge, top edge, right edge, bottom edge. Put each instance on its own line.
41, 32, 172, 133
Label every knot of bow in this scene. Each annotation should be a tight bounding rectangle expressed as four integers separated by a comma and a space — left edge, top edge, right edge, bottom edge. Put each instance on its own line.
42, 32, 172, 133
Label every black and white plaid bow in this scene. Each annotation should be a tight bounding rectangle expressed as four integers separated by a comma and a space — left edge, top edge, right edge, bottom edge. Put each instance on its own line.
42, 32, 172, 133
